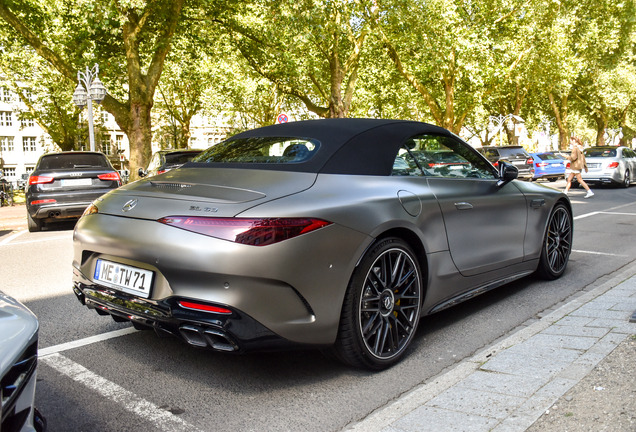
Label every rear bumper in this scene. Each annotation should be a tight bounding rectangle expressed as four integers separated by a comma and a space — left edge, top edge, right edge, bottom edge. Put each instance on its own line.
577, 172, 622, 185
30, 201, 93, 220
72, 280, 324, 353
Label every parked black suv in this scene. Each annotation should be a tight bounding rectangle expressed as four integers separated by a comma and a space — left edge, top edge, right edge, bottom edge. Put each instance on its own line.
26, 152, 121, 232
477, 146, 534, 180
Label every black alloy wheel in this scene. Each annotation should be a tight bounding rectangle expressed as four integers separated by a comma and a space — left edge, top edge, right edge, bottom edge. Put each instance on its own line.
535, 204, 572, 280
330, 238, 422, 369
623, 170, 630, 188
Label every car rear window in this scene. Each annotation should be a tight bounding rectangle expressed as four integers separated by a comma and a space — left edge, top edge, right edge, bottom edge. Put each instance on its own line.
497, 148, 529, 158
38, 154, 110, 170
536, 153, 563, 161
584, 148, 616, 157
194, 137, 320, 164
164, 152, 202, 164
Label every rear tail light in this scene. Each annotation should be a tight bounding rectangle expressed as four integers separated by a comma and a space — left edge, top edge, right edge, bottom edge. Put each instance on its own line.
493, 161, 499, 167
30, 199, 56, 205
536, 162, 548, 167
98, 172, 121, 181
158, 217, 332, 246
178, 301, 232, 314
526, 158, 533, 165
28, 175, 54, 185
607, 162, 619, 169
566, 162, 571, 169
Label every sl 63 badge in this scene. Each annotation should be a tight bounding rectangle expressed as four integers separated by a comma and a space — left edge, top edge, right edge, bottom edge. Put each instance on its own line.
189, 206, 218, 212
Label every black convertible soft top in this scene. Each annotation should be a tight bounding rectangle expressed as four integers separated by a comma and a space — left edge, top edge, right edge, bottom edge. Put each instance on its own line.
185, 118, 454, 176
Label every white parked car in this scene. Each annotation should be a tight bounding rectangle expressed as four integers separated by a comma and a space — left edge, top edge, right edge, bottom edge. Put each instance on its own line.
1, 291, 46, 432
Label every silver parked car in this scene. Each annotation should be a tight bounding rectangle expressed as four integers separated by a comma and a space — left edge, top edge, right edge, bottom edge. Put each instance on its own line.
576, 146, 636, 188
0, 291, 46, 432
72, 119, 572, 370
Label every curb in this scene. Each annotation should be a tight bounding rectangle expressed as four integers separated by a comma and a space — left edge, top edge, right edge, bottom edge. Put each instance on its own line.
345, 263, 636, 432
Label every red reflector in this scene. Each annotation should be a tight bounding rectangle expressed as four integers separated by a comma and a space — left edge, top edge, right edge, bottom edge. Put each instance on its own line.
30, 199, 57, 205
98, 172, 121, 181
178, 301, 232, 314
157, 169, 167, 175
607, 162, 619, 169
158, 217, 332, 246
29, 175, 54, 185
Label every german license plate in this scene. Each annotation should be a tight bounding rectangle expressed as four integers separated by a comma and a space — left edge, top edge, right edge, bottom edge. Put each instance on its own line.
588, 163, 600, 169
93, 259, 153, 298
62, 178, 92, 186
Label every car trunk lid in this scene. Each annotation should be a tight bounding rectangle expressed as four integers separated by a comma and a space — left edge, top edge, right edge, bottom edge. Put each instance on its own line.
96, 168, 318, 219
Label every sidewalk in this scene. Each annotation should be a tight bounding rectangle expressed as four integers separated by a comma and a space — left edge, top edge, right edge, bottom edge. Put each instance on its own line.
347, 264, 636, 432
0, 203, 27, 232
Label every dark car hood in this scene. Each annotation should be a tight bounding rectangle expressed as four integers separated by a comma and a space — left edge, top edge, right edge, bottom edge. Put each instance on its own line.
95, 167, 318, 219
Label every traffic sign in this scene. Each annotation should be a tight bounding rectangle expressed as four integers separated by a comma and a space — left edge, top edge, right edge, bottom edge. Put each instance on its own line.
276, 113, 289, 124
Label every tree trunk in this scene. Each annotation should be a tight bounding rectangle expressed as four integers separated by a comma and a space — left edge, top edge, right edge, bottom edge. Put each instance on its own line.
548, 91, 569, 150
592, 113, 607, 146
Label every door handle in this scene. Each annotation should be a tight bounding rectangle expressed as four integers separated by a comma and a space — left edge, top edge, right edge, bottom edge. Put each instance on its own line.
454, 202, 473, 210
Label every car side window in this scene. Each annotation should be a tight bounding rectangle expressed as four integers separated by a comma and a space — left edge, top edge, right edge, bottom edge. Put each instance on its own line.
392, 146, 424, 176
402, 134, 496, 179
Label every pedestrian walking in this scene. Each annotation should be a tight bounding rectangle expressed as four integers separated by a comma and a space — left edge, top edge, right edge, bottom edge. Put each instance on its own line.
564, 136, 594, 198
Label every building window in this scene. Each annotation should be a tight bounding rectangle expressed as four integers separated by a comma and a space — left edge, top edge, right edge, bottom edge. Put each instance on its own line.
0, 88, 11, 103
25, 166, 34, 174
23, 137, 36, 151
0, 112, 12, 126
21, 118, 34, 128
2, 167, 15, 178
102, 135, 112, 155
0, 136, 13, 151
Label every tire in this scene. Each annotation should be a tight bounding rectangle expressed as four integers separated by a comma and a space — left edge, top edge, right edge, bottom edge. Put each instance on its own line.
27, 212, 43, 232
535, 204, 572, 280
329, 237, 422, 370
622, 170, 630, 188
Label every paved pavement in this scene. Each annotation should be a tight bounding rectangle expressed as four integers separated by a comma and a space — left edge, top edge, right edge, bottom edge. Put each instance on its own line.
346, 264, 636, 432
0, 203, 26, 232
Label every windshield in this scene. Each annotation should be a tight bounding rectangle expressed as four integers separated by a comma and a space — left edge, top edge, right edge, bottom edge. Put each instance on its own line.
194, 137, 320, 164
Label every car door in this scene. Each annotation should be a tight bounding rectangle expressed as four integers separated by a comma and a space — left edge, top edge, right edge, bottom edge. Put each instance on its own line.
404, 134, 528, 277
623, 148, 636, 182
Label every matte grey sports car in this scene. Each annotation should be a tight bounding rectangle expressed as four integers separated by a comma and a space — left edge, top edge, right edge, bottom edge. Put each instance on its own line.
72, 119, 572, 369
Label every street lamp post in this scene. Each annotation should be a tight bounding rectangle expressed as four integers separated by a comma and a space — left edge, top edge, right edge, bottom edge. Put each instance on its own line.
72, 64, 107, 151
488, 114, 524, 146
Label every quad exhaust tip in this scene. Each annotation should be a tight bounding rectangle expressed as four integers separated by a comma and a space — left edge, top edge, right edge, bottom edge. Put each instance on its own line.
179, 325, 238, 352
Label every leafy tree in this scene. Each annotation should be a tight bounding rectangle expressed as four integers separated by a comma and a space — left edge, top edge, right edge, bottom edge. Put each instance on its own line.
222, 0, 372, 118
0, 42, 82, 151
371, 0, 538, 134
0, 0, 192, 178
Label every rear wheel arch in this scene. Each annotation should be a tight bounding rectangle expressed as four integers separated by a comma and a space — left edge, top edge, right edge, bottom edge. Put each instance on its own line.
375, 227, 428, 295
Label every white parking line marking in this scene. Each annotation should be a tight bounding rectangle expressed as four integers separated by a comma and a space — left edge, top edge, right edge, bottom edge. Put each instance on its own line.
572, 250, 628, 257
0, 229, 26, 245
40, 353, 204, 432
39, 327, 138, 357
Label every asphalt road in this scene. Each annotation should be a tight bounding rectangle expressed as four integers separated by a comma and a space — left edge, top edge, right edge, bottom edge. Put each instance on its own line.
2, 179, 636, 432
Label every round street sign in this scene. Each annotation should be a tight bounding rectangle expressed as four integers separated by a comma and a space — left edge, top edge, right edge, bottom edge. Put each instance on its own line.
277, 113, 289, 124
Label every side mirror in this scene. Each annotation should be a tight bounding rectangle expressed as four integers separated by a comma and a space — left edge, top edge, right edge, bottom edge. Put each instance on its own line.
137, 168, 147, 178
497, 161, 518, 187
